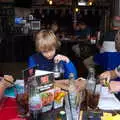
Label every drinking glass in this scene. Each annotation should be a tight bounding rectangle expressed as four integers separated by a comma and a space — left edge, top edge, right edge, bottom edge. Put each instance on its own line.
86, 84, 101, 110
15, 84, 29, 116
53, 62, 64, 80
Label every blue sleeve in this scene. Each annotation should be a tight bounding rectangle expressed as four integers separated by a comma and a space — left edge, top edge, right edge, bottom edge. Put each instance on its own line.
28, 56, 37, 68
62, 61, 78, 79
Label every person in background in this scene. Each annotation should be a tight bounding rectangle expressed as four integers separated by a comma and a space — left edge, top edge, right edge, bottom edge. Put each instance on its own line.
84, 16, 120, 71
50, 22, 61, 39
72, 21, 92, 58
73, 20, 91, 39
50, 22, 59, 34
98, 16, 120, 53
28, 29, 78, 79
99, 30, 120, 96
0, 75, 14, 101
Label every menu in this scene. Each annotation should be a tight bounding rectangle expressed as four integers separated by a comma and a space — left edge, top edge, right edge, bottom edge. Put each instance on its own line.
98, 86, 120, 110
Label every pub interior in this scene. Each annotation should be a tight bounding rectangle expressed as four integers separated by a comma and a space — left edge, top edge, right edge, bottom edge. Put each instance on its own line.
0, 0, 111, 77
0, 0, 120, 120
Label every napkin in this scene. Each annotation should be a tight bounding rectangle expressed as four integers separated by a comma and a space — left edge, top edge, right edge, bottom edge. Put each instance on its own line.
101, 112, 120, 120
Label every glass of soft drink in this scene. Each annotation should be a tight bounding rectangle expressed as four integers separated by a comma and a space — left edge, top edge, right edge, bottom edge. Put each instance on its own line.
15, 84, 29, 116
86, 84, 101, 110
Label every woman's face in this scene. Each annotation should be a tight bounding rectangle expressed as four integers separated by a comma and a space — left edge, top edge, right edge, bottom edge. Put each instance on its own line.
41, 48, 56, 60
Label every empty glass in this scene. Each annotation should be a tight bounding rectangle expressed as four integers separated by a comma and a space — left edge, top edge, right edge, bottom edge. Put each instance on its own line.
53, 61, 64, 80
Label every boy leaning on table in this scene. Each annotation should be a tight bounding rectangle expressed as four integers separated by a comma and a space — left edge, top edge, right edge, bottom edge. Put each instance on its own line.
99, 65, 120, 100
0, 75, 14, 101
28, 29, 78, 79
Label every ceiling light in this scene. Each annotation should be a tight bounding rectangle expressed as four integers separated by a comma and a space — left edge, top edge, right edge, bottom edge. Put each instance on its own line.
49, 0, 53, 5
75, 8, 79, 12
78, 0, 87, 6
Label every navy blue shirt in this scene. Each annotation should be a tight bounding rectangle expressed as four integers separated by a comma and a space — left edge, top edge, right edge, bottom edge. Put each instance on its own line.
28, 53, 78, 79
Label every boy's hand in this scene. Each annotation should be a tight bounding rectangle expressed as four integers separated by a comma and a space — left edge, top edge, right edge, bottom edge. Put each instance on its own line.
54, 54, 70, 63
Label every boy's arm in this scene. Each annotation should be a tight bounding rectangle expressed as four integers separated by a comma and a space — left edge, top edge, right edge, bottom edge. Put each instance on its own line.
28, 56, 36, 68
63, 61, 78, 79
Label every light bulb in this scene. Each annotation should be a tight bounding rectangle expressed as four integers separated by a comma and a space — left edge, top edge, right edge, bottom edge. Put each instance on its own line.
49, 0, 53, 5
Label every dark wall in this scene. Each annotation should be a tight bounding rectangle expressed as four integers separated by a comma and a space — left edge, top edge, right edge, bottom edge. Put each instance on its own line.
15, 0, 32, 8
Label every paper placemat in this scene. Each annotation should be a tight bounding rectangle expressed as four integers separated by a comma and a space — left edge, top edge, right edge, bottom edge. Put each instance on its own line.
98, 87, 120, 110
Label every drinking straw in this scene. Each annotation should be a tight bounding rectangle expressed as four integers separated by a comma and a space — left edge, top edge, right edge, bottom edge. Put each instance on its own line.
4, 78, 15, 86
93, 79, 97, 96
67, 92, 74, 120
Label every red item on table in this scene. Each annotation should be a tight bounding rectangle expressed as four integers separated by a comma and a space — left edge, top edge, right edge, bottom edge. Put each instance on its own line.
0, 97, 27, 120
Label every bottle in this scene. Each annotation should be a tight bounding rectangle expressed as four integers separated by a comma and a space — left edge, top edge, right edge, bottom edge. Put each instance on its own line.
53, 61, 64, 80
56, 110, 66, 120
68, 73, 76, 107
86, 67, 97, 109
68, 73, 79, 120
87, 67, 96, 92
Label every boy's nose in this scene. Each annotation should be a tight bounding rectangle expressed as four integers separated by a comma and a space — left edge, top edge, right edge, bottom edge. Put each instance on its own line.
47, 52, 51, 57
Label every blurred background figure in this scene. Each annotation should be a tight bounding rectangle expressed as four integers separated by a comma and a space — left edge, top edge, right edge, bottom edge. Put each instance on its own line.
84, 16, 120, 72
72, 20, 92, 58
98, 16, 120, 53
50, 22, 59, 34
73, 20, 91, 39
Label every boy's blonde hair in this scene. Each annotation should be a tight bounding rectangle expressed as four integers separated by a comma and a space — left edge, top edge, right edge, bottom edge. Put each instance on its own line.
35, 29, 61, 52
